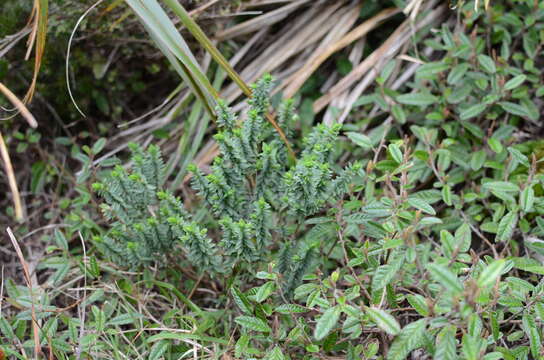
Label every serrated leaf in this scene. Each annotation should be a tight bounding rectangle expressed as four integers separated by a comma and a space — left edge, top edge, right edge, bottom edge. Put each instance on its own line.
266, 346, 285, 360
520, 185, 534, 212
234, 316, 271, 332
408, 197, 436, 215
477, 259, 506, 288
149, 340, 169, 360
482, 181, 520, 193
397, 92, 438, 107
231, 287, 253, 315
275, 304, 308, 314
434, 326, 457, 360
460, 103, 487, 120
522, 311, 541, 359
427, 263, 463, 294
314, 306, 341, 341
54, 229, 68, 251
346, 132, 372, 149
387, 319, 427, 360
447, 63, 470, 85
507, 147, 529, 167
478, 54, 496, 73
504, 74, 526, 90
496, 211, 517, 242
365, 307, 401, 336
406, 294, 430, 316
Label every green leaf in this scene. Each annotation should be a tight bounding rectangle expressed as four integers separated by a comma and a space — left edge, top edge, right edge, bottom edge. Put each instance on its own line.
365, 307, 401, 336
149, 340, 169, 360
427, 263, 463, 294
499, 101, 530, 118
387, 319, 427, 360
520, 185, 535, 212
447, 63, 470, 85
461, 334, 480, 360
477, 259, 506, 288
54, 229, 68, 251
391, 104, 406, 124
507, 147, 529, 167
231, 287, 253, 315
460, 103, 487, 120
442, 184, 452, 206
522, 311, 541, 359
234, 316, 271, 333
275, 304, 308, 314
408, 198, 436, 215
388, 143, 403, 164
406, 294, 430, 316
396, 92, 438, 107
496, 211, 517, 242
314, 306, 341, 341
265, 346, 286, 360
504, 74, 526, 90
482, 181, 520, 193
346, 132, 372, 149
470, 150, 486, 171
435, 326, 457, 360
478, 54, 496, 73
488, 138, 503, 154
92, 138, 107, 155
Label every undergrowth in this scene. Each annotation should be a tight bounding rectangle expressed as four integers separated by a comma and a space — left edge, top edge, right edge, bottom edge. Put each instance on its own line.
1, 1, 544, 360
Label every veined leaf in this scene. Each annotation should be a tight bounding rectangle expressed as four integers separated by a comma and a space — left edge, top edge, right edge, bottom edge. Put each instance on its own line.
314, 306, 341, 341
435, 326, 457, 360
460, 103, 487, 120
396, 92, 438, 106
504, 74, 526, 90
387, 319, 427, 360
520, 185, 535, 212
496, 211, 517, 242
234, 316, 271, 333
427, 263, 463, 294
477, 259, 506, 288
408, 198, 436, 215
482, 181, 520, 193
478, 54, 496, 73
365, 307, 401, 336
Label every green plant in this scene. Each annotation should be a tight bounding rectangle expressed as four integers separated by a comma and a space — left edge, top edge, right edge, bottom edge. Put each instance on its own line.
92, 75, 363, 275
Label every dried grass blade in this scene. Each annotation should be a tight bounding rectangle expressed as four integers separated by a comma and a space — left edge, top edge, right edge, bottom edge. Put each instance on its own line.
0, 82, 38, 128
0, 132, 23, 221
284, 7, 398, 98
216, 0, 311, 40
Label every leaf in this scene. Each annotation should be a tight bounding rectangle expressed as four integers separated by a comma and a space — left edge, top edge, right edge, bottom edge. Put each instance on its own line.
507, 147, 529, 167
499, 101, 530, 118
488, 138, 503, 154
454, 223, 472, 253
406, 294, 430, 316
408, 198, 436, 215
396, 92, 438, 107
477, 259, 506, 288
92, 138, 107, 154
434, 326, 457, 360
460, 103, 487, 120
265, 346, 285, 360
231, 287, 253, 315
522, 311, 541, 359
371, 251, 405, 292
482, 181, 520, 193
520, 185, 535, 212
496, 211, 517, 242
314, 306, 341, 341
470, 150, 486, 171
427, 263, 463, 294
387, 319, 427, 360
234, 316, 271, 333
388, 143, 403, 164
346, 132, 372, 149
54, 229, 68, 251
365, 307, 401, 336
504, 74, 526, 90
478, 54, 496, 73
447, 63, 470, 85
148, 340, 169, 360
442, 185, 452, 206
275, 304, 308, 314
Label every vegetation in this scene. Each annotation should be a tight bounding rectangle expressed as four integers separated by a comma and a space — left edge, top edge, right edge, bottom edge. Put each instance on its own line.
1, 0, 544, 359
